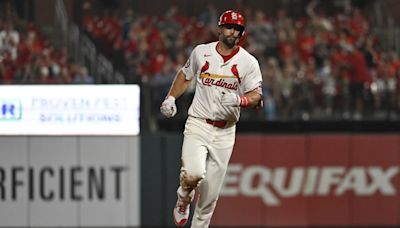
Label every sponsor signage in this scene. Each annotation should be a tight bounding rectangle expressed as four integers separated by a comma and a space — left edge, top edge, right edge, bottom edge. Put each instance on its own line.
213, 135, 400, 226
222, 165, 398, 206
0, 85, 140, 135
0, 136, 140, 227
0, 165, 127, 201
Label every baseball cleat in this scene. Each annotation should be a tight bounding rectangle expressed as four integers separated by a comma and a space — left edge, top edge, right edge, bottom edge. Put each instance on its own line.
173, 201, 190, 226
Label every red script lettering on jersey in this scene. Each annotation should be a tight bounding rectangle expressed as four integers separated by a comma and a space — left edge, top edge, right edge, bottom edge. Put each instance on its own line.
201, 74, 239, 90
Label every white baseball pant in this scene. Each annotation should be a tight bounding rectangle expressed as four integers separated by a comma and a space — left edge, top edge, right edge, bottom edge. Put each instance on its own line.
176, 116, 236, 228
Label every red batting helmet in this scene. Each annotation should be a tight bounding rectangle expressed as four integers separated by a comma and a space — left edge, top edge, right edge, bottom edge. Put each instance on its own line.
218, 10, 245, 28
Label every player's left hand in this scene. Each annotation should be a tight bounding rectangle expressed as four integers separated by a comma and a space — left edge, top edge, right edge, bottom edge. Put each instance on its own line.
221, 92, 241, 107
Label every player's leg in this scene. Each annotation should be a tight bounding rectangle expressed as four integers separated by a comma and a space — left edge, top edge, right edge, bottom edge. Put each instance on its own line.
191, 125, 236, 228
178, 136, 208, 204
174, 117, 209, 226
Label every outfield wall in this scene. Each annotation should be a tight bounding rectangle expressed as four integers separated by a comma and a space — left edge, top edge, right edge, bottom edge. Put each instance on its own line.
141, 133, 400, 227
0, 136, 140, 227
0, 134, 398, 227
213, 134, 400, 227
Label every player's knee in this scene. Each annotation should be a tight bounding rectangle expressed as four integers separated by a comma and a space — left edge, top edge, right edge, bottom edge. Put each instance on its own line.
181, 170, 204, 190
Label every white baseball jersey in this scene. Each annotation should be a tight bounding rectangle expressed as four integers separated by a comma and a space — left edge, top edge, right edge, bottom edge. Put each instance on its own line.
181, 41, 263, 122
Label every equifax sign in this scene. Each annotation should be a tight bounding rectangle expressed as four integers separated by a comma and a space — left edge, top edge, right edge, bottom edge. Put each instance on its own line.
220, 164, 399, 206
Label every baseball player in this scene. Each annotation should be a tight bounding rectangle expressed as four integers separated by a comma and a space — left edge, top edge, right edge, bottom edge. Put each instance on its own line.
160, 10, 263, 228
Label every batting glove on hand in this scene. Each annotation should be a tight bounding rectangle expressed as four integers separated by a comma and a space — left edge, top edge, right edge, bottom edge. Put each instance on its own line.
221, 92, 249, 107
160, 96, 177, 118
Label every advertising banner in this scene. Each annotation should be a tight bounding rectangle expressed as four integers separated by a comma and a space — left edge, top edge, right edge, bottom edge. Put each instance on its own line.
213, 134, 400, 227
0, 136, 140, 227
0, 85, 140, 135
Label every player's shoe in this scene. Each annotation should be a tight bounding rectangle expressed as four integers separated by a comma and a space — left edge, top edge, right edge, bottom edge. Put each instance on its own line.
173, 200, 190, 226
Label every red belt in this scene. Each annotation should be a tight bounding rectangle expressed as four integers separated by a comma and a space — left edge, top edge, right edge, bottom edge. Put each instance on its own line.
206, 119, 227, 128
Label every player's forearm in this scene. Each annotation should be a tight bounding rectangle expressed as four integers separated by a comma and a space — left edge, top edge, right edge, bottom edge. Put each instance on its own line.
167, 70, 192, 99
243, 90, 262, 108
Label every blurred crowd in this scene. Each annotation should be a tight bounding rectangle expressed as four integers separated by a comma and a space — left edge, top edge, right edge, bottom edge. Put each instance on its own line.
2, 1, 400, 121
0, 19, 94, 84
81, 1, 400, 121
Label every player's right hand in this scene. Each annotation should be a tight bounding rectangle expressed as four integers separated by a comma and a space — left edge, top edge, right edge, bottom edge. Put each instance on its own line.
160, 95, 177, 118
